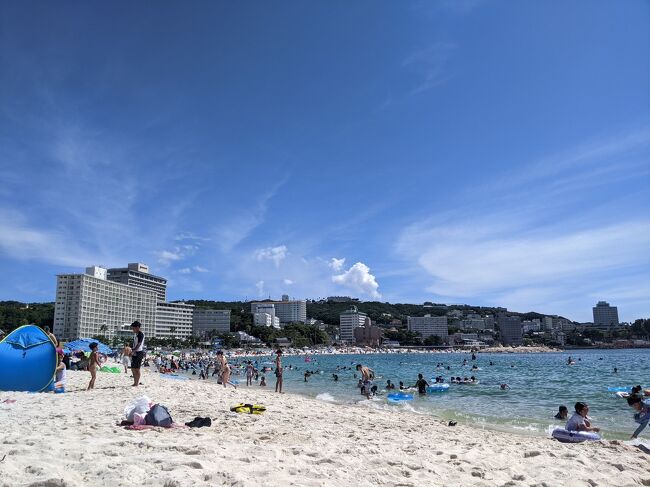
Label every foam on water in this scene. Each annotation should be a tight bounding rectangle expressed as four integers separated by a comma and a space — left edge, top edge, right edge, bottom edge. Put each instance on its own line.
315, 392, 336, 402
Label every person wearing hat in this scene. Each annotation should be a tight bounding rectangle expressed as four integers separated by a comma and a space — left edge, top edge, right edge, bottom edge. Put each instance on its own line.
130, 321, 145, 387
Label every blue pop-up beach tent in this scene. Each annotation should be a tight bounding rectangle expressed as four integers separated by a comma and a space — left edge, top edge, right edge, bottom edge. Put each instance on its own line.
63, 338, 113, 355
0, 325, 57, 392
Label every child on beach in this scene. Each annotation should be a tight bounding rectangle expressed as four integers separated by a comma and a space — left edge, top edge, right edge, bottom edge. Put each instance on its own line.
554, 405, 568, 420
566, 402, 600, 433
627, 396, 650, 439
260, 376, 266, 386
87, 343, 101, 390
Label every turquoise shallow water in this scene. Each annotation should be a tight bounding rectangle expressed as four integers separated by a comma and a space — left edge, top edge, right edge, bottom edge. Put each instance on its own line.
227, 349, 649, 439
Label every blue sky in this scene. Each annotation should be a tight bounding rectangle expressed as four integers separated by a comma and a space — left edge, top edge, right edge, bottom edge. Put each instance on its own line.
1, 1, 648, 322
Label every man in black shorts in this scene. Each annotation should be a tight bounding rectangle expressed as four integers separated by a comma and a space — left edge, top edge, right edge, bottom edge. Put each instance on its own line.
130, 321, 145, 387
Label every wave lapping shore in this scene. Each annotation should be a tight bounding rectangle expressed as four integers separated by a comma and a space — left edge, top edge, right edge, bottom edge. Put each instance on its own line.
0, 370, 647, 487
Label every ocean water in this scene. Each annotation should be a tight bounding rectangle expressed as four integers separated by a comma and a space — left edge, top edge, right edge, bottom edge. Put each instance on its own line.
227, 349, 649, 440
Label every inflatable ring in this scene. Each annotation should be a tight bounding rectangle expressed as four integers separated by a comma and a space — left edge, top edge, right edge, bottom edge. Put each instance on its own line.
98, 353, 108, 365
551, 428, 600, 443
387, 392, 414, 403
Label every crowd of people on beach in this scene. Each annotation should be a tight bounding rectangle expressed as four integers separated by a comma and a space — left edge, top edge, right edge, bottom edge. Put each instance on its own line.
43, 322, 648, 441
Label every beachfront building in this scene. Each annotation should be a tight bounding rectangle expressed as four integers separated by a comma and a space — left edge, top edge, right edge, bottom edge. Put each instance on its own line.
407, 314, 448, 339
353, 317, 383, 347
499, 316, 523, 346
250, 297, 307, 324
252, 303, 281, 328
339, 306, 367, 344
593, 301, 619, 328
107, 263, 167, 302
154, 301, 194, 339
192, 308, 231, 336
53, 266, 157, 341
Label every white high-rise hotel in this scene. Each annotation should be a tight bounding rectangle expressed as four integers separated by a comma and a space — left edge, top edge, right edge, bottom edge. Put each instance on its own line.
54, 266, 157, 340
339, 306, 367, 343
407, 315, 448, 339
592, 301, 619, 327
250, 295, 306, 324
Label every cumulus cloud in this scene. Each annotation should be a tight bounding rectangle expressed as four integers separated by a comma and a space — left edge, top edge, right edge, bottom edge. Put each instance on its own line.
254, 245, 288, 267
332, 262, 381, 299
255, 280, 265, 297
328, 257, 346, 272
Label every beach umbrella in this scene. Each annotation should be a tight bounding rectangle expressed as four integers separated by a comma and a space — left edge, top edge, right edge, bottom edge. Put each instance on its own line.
63, 338, 113, 355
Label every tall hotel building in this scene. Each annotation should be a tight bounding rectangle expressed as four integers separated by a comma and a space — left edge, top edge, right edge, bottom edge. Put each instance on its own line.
155, 302, 195, 339
53, 266, 156, 341
592, 301, 619, 328
407, 315, 448, 339
339, 306, 367, 344
107, 263, 167, 302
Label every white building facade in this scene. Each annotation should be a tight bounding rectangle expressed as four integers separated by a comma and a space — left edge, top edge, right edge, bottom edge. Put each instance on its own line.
339, 306, 367, 344
592, 301, 619, 327
407, 315, 448, 339
53, 268, 157, 341
251, 298, 307, 324
154, 302, 195, 339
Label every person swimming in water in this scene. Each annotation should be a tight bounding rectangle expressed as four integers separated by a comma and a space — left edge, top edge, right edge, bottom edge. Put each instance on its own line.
555, 405, 568, 420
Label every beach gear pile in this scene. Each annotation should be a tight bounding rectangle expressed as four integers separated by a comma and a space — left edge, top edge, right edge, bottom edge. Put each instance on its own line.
123, 396, 173, 427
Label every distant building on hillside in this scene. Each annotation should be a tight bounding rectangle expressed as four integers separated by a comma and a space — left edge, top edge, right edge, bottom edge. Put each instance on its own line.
407, 315, 448, 339
593, 301, 619, 328
327, 296, 359, 303
499, 316, 523, 346
251, 297, 307, 324
192, 309, 231, 336
339, 306, 367, 344
354, 318, 383, 347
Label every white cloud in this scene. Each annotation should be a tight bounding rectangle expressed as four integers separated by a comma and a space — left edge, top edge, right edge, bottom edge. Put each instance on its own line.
332, 262, 381, 299
403, 42, 457, 95
254, 245, 288, 267
255, 280, 266, 297
155, 245, 198, 265
283, 279, 294, 285
177, 267, 192, 274
328, 257, 346, 272
193, 265, 209, 273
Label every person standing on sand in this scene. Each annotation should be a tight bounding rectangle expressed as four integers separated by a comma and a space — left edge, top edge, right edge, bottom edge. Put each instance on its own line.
87, 342, 101, 390
130, 321, 145, 387
121, 344, 132, 374
275, 349, 283, 393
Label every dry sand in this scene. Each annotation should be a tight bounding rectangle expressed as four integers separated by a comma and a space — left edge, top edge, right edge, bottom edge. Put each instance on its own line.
0, 369, 648, 487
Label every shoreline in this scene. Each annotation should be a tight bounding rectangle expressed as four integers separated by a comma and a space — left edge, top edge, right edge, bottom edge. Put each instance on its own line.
1, 370, 647, 486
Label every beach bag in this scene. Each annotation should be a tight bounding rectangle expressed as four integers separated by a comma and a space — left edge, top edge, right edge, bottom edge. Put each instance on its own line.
230, 403, 266, 414
145, 404, 173, 427
124, 396, 151, 422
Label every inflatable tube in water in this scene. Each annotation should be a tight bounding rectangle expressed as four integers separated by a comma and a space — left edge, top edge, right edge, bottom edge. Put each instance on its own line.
387, 392, 414, 403
607, 386, 633, 392
0, 325, 57, 392
427, 384, 450, 393
551, 428, 600, 443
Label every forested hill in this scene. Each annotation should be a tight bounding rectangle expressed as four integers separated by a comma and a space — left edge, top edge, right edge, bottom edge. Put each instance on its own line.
0, 301, 55, 332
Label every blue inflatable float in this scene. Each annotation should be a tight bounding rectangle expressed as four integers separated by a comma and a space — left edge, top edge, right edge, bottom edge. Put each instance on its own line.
387, 392, 414, 403
0, 325, 57, 392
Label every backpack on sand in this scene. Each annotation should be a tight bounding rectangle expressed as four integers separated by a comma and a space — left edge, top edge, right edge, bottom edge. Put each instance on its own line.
145, 404, 173, 427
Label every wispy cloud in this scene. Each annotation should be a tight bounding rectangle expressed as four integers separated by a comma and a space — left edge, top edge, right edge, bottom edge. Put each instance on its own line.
396, 126, 650, 320
328, 257, 346, 272
213, 176, 289, 252
155, 245, 198, 266
403, 42, 457, 95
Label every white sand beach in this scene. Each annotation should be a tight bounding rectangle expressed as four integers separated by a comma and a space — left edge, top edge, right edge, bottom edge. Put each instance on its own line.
0, 370, 648, 487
